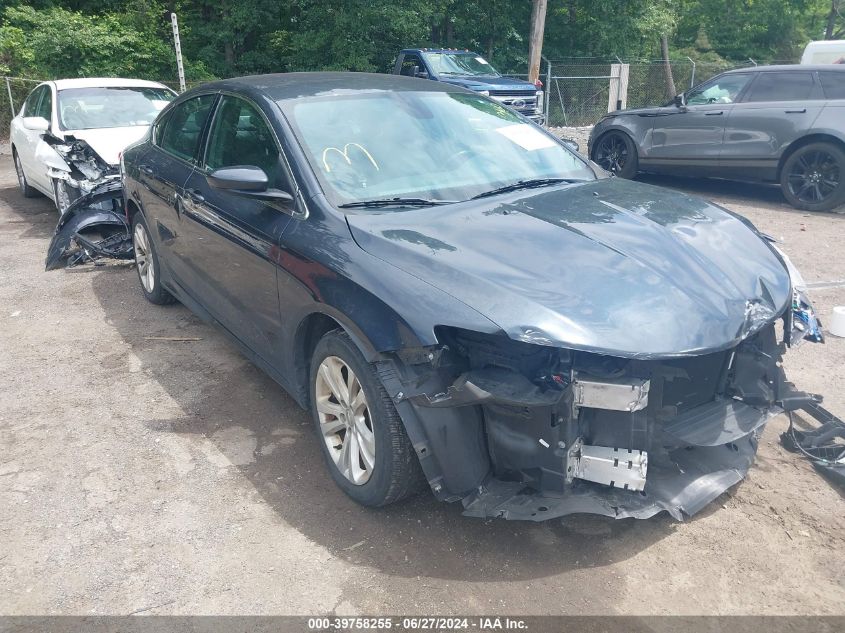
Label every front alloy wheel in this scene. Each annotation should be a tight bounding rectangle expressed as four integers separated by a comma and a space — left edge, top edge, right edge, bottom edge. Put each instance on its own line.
315, 356, 375, 485
591, 131, 638, 179
309, 330, 424, 507
781, 142, 845, 212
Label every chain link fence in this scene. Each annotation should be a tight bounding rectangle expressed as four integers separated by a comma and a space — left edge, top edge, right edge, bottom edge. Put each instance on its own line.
542, 59, 790, 128
2, 60, 798, 139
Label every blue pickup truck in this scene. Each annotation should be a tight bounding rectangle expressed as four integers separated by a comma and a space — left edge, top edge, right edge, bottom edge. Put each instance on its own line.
393, 48, 545, 124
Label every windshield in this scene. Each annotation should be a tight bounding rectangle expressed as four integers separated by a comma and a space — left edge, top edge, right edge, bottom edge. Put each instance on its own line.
58, 86, 175, 131
284, 91, 594, 207
423, 52, 500, 77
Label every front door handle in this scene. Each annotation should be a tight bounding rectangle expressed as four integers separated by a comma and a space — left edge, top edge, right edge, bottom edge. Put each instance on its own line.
139, 164, 154, 176
704, 111, 724, 116
185, 188, 205, 204
785, 108, 807, 114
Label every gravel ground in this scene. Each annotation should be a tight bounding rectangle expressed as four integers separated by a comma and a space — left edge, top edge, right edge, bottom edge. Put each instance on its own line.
1, 146, 844, 616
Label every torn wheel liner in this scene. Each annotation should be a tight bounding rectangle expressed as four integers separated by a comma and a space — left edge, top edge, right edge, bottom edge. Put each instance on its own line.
45, 181, 131, 270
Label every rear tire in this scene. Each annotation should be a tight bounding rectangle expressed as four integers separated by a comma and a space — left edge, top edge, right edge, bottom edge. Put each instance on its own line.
780, 142, 845, 212
131, 213, 176, 305
591, 131, 639, 179
13, 150, 39, 198
309, 330, 425, 507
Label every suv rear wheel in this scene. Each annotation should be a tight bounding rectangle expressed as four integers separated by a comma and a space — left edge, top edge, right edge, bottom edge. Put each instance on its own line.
781, 142, 845, 212
309, 330, 424, 507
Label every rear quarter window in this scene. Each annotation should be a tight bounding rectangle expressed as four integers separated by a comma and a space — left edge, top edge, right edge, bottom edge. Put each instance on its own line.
745, 72, 817, 102
819, 72, 845, 100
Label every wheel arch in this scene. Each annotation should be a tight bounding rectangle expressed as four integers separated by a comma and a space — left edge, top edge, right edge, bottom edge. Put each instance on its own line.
777, 133, 845, 180
291, 308, 381, 408
125, 196, 142, 226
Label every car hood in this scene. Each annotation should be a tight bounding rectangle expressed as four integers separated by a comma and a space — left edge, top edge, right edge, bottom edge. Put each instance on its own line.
439, 75, 536, 92
346, 179, 791, 358
61, 126, 150, 165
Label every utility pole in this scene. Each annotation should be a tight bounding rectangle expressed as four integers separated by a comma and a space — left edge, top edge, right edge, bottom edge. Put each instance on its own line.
528, 0, 548, 84
171, 12, 187, 93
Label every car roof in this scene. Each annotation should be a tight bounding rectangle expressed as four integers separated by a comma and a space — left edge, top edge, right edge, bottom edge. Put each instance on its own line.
401, 48, 477, 54
723, 64, 845, 74
51, 78, 171, 91
188, 72, 464, 103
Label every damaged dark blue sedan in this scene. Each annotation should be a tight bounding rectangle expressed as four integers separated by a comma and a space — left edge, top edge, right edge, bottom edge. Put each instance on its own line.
119, 73, 825, 521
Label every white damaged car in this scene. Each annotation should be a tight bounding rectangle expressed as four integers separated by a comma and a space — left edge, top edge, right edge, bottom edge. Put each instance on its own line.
10, 78, 175, 213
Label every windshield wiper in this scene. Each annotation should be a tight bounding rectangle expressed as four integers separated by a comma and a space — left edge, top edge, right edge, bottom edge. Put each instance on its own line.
338, 197, 457, 209
470, 178, 582, 200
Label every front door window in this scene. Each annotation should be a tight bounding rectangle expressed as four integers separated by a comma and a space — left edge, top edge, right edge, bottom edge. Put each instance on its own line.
686, 74, 752, 105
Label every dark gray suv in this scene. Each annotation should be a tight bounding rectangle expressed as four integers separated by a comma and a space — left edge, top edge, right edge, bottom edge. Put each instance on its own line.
588, 65, 845, 211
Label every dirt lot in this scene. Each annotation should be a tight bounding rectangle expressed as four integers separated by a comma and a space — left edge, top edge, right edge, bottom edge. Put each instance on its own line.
1, 147, 844, 617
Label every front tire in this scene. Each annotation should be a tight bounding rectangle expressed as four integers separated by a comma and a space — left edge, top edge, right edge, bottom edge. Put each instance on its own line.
52, 178, 78, 214
13, 150, 39, 198
309, 330, 424, 507
591, 131, 639, 179
131, 214, 175, 305
780, 142, 845, 212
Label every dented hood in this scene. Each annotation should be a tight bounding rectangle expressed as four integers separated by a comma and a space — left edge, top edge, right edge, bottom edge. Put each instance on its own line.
346, 178, 791, 358
61, 126, 150, 165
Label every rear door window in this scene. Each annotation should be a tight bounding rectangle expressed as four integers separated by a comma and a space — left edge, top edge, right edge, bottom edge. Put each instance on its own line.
819, 72, 845, 100
159, 94, 216, 162
745, 72, 817, 102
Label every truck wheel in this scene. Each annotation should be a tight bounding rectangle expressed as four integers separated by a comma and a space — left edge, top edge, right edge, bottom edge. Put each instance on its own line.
591, 131, 638, 179
780, 142, 845, 212
13, 150, 39, 198
309, 330, 425, 507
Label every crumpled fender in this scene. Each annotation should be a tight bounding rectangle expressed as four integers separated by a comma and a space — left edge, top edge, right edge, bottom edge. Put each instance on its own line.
45, 181, 129, 270
34, 140, 70, 174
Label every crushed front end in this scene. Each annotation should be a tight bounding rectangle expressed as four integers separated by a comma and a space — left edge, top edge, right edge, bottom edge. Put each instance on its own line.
45, 180, 131, 270
378, 299, 824, 521
41, 132, 119, 212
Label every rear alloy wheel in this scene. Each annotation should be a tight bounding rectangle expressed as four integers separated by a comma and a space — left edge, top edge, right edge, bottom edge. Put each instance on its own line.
132, 214, 175, 305
781, 142, 845, 212
13, 151, 39, 198
591, 131, 638, 179
309, 330, 425, 507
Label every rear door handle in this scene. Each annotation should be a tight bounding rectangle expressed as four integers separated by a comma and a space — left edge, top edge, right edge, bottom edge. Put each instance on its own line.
185, 188, 205, 204
704, 111, 724, 116
785, 108, 806, 114
139, 164, 154, 176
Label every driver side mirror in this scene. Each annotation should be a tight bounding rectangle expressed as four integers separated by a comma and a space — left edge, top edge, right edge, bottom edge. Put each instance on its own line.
673, 93, 686, 108
22, 116, 49, 132
207, 166, 294, 203
413, 65, 429, 79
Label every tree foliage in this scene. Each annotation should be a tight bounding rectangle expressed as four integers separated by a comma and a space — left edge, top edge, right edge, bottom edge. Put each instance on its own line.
0, 0, 841, 82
